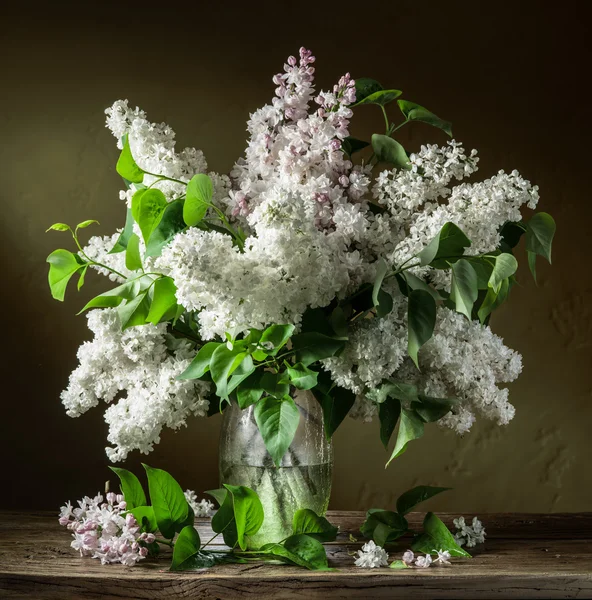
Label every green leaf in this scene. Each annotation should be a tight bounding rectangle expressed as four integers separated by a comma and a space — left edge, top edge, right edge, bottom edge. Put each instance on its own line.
451, 259, 478, 320
367, 380, 419, 405
170, 525, 201, 571
468, 258, 494, 290
398, 100, 453, 136
205, 488, 228, 507
371, 134, 411, 170
286, 363, 318, 390
211, 490, 238, 548
178, 342, 221, 380
263, 534, 330, 570
390, 560, 409, 569
254, 395, 300, 466
353, 78, 383, 103
125, 233, 142, 271
411, 512, 471, 558
46, 249, 85, 301
260, 324, 295, 356
372, 258, 389, 308
396, 486, 451, 515
411, 396, 456, 422
407, 289, 437, 369
342, 137, 370, 156
488, 253, 517, 293
136, 189, 167, 243
117, 292, 151, 330
77, 266, 88, 291
76, 219, 100, 231
329, 306, 349, 339
109, 208, 135, 254
184, 174, 213, 226
260, 372, 290, 399
361, 510, 408, 545
354, 89, 403, 107
116, 135, 145, 183
417, 222, 471, 268
399, 272, 443, 302
312, 383, 356, 440
379, 397, 401, 448
146, 277, 178, 325
108, 466, 147, 509
499, 221, 526, 251
528, 250, 538, 283
236, 371, 264, 409
210, 344, 249, 399
145, 199, 186, 258
292, 509, 338, 542
46, 223, 71, 232
129, 506, 158, 533
387, 409, 424, 465
223, 484, 264, 551
291, 332, 345, 366
78, 278, 143, 313
143, 464, 193, 540
525, 212, 556, 264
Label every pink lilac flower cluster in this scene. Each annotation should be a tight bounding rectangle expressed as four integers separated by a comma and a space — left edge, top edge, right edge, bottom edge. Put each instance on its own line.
59, 492, 155, 566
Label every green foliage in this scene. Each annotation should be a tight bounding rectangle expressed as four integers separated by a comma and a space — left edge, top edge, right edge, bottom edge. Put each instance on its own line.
260, 372, 290, 398
371, 134, 410, 170
117, 292, 151, 330
353, 78, 383, 103
354, 89, 403, 107
311, 373, 356, 439
211, 490, 239, 548
170, 525, 201, 571
450, 259, 478, 320
260, 324, 295, 356
407, 289, 436, 369
236, 371, 264, 409
418, 222, 471, 268
116, 135, 145, 183
109, 208, 135, 254
184, 174, 213, 226
488, 253, 517, 293
47, 249, 86, 301
361, 509, 408, 546
178, 342, 220, 380
210, 344, 251, 399
262, 534, 331, 570
135, 189, 168, 243
146, 277, 178, 325
378, 397, 401, 448
390, 560, 409, 569
223, 484, 265, 551
411, 512, 471, 557
387, 408, 425, 465
143, 464, 194, 540
285, 363, 318, 390
108, 466, 147, 509
411, 396, 457, 422
129, 506, 158, 533
397, 100, 452, 136
125, 233, 142, 271
46, 223, 71, 232
396, 486, 450, 516
291, 332, 345, 366
342, 137, 369, 156
254, 395, 300, 466
525, 212, 556, 281
145, 199, 186, 258
292, 509, 338, 542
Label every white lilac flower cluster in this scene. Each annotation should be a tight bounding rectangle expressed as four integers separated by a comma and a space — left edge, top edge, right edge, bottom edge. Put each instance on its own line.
354, 544, 452, 569
63, 47, 537, 459
58, 492, 154, 566
61, 309, 211, 461
454, 516, 486, 547
184, 490, 215, 518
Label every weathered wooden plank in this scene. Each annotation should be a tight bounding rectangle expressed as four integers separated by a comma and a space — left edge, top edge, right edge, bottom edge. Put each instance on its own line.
0, 511, 591, 599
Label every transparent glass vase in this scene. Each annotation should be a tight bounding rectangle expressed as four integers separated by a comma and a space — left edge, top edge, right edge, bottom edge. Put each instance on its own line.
219, 389, 333, 548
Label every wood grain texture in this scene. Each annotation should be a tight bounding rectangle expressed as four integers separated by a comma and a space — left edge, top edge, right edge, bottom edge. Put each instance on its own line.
0, 511, 590, 599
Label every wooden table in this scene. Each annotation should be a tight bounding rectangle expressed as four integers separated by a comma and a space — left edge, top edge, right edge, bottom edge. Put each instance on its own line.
1, 511, 591, 599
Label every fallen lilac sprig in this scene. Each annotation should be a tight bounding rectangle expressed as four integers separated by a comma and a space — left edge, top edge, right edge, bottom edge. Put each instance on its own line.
454, 516, 486, 548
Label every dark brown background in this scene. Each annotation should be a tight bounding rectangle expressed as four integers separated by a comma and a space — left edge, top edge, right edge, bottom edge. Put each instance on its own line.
1, 1, 590, 513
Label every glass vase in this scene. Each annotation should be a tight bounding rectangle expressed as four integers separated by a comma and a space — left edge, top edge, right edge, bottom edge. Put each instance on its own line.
219, 389, 333, 548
